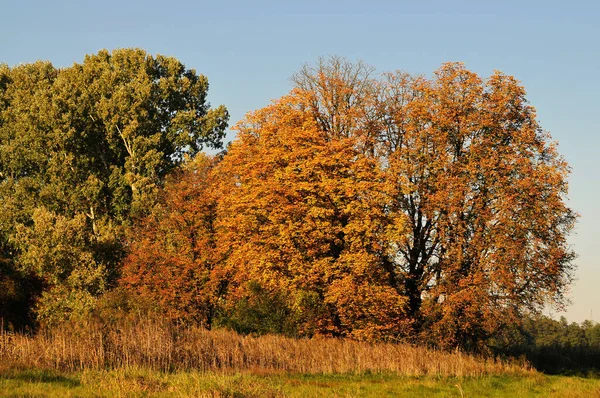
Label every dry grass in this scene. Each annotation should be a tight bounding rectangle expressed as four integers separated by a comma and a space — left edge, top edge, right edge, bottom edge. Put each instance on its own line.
0, 318, 531, 377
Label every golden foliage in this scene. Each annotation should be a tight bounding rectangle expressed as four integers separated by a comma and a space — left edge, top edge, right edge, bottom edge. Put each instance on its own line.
121, 58, 575, 349
215, 90, 408, 340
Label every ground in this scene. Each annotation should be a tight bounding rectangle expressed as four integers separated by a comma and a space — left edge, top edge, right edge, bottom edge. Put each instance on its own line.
1, 368, 600, 397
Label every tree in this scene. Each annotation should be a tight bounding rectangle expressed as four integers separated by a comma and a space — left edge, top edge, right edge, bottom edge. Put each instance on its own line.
215, 89, 409, 340
12, 209, 109, 324
376, 63, 576, 348
0, 49, 228, 325
120, 154, 221, 326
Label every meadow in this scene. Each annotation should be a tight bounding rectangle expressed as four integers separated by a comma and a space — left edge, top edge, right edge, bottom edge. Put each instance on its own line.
2, 365, 600, 397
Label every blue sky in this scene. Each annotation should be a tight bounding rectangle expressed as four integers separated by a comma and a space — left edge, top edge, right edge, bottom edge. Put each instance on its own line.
2, 0, 598, 322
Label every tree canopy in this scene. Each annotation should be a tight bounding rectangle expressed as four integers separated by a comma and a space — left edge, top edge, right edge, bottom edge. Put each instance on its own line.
122, 57, 575, 348
0, 49, 228, 325
214, 91, 408, 339
120, 154, 221, 326
0, 52, 576, 353
376, 63, 576, 348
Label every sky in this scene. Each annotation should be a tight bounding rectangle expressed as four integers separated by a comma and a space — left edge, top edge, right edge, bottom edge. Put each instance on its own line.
1, 0, 598, 323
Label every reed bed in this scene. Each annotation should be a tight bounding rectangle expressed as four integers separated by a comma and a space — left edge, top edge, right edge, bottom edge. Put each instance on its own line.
0, 318, 531, 377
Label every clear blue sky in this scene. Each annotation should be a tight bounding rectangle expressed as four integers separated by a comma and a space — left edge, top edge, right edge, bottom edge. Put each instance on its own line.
2, 0, 598, 323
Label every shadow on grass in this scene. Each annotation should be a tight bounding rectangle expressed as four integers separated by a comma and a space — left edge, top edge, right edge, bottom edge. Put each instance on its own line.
0, 368, 81, 388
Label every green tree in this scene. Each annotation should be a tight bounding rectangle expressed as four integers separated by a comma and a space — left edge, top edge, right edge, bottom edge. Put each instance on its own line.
0, 49, 228, 325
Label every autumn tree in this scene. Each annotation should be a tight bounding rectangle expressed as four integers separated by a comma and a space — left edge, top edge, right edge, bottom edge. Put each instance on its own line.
0, 49, 228, 325
215, 85, 409, 340
376, 63, 576, 349
120, 154, 221, 326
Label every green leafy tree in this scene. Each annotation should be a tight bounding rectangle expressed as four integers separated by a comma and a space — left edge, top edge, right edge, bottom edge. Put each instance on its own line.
0, 49, 228, 325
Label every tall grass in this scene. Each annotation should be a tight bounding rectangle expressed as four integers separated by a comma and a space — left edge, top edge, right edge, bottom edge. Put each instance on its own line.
0, 317, 531, 377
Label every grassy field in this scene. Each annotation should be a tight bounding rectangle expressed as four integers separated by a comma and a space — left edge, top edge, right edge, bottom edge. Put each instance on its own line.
2, 319, 598, 397
1, 367, 600, 397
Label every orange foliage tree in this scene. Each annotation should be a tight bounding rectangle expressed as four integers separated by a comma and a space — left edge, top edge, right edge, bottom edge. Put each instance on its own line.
377, 63, 576, 348
120, 154, 222, 326
215, 88, 409, 340
215, 59, 575, 346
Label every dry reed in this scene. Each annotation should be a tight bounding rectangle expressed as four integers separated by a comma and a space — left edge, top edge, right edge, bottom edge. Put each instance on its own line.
0, 318, 531, 376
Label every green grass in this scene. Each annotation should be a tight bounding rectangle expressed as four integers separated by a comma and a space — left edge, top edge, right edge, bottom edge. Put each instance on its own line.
1, 368, 599, 397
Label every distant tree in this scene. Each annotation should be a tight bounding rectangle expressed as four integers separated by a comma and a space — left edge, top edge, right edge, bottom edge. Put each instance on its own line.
583, 321, 600, 348
494, 315, 600, 373
0, 49, 228, 325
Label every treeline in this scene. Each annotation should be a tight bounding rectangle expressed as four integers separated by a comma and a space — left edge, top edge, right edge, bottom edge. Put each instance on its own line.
0, 50, 577, 357
492, 315, 600, 374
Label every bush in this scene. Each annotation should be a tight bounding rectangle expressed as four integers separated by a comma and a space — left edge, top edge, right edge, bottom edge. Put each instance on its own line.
216, 281, 298, 336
